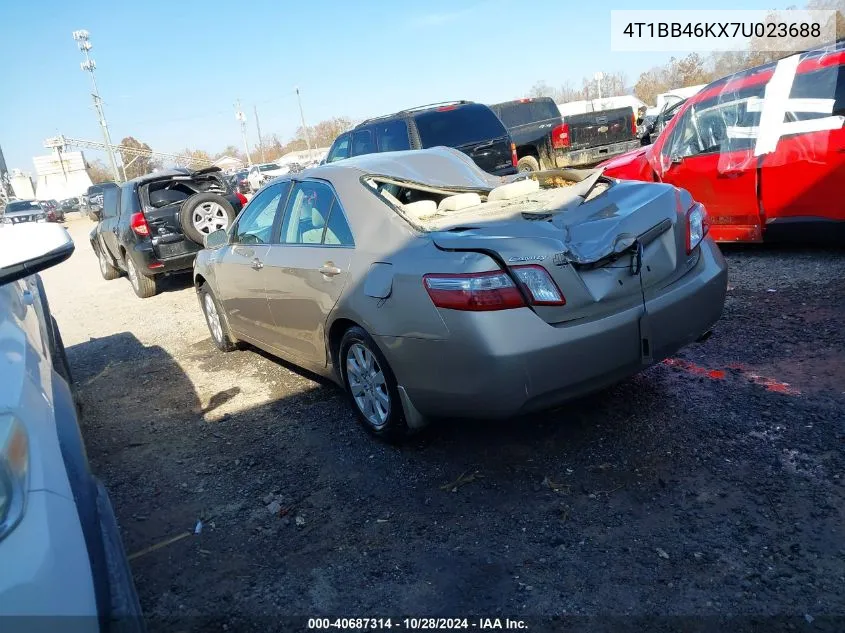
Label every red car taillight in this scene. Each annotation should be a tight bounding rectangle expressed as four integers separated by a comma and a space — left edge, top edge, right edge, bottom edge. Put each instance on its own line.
236, 192, 248, 206
631, 112, 637, 137
511, 142, 518, 167
551, 123, 570, 149
423, 267, 565, 311
423, 271, 525, 311
130, 212, 150, 237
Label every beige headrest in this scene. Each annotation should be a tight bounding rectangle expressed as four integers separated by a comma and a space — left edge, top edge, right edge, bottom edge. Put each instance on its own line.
437, 192, 482, 212
311, 207, 325, 228
487, 179, 540, 201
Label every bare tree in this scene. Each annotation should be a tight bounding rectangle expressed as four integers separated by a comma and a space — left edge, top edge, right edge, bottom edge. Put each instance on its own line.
86, 159, 113, 184
117, 136, 160, 180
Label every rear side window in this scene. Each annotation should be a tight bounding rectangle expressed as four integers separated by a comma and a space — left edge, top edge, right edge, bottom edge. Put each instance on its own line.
103, 187, 120, 219
788, 65, 845, 119
414, 104, 508, 148
327, 133, 351, 163
279, 180, 354, 246
493, 99, 560, 128
350, 129, 376, 157
374, 119, 411, 152
119, 184, 136, 217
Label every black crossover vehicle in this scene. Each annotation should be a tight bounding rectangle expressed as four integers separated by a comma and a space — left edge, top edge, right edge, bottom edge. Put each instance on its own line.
89, 167, 246, 298
325, 101, 518, 176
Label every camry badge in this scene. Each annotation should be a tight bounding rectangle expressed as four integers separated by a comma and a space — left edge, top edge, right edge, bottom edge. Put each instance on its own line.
508, 255, 545, 262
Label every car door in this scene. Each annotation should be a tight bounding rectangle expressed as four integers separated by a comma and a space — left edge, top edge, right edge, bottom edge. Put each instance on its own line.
759, 63, 845, 228
655, 84, 763, 242
213, 181, 290, 344
99, 186, 122, 261
262, 180, 355, 365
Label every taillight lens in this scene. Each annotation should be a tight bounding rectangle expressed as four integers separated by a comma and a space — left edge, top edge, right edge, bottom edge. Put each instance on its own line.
511, 142, 518, 167
236, 192, 248, 206
130, 212, 150, 237
423, 271, 525, 311
511, 265, 566, 305
552, 123, 570, 149
631, 112, 637, 137
686, 203, 709, 253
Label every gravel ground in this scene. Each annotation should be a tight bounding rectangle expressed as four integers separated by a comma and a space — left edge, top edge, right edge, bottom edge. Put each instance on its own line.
41, 219, 845, 632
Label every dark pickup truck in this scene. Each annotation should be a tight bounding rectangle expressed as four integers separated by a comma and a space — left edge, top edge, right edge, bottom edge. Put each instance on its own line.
490, 97, 639, 172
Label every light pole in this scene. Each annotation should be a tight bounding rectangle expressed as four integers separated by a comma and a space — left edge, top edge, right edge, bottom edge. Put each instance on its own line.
72, 30, 122, 183
295, 87, 313, 160
235, 99, 252, 166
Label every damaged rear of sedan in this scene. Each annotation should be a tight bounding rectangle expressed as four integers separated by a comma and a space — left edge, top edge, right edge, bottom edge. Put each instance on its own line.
194, 148, 727, 440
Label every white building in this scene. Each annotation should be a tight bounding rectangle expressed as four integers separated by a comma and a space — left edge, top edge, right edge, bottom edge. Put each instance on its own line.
10, 169, 35, 200
212, 155, 244, 172
32, 150, 93, 200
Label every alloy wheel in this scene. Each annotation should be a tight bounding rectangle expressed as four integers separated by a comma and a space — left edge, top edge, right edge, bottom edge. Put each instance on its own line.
345, 342, 390, 429
203, 293, 223, 344
192, 201, 230, 235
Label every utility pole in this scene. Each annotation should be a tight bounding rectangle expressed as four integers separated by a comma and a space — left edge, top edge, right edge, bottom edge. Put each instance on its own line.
254, 105, 266, 163
294, 87, 313, 160
72, 30, 122, 183
235, 99, 252, 166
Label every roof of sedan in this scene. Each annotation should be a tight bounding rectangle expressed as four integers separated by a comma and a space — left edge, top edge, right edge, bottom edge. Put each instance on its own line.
305, 147, 505, 190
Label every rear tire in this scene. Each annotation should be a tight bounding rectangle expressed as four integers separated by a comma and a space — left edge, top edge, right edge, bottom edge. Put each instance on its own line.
199, 283, 238, 351
339, 326, 408, 442
125, 256, 158, 299
96, 246, 121, 281
180, 194, 236, 245
517, 155, 540, 172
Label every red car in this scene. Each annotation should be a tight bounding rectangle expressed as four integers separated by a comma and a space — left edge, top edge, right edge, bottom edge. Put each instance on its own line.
599, 42, 845, 243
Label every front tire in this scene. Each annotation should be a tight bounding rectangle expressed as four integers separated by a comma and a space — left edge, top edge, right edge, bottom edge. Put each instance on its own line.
125, 256, 158, 299
339, 326, 408, 442
199, 284, 238, 351
517, 155, 540, 172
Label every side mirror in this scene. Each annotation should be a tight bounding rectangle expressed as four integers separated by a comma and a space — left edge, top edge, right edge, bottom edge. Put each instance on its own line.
670, 154, 684, 165
0, 223, 75, 286
203, 229, 228, 249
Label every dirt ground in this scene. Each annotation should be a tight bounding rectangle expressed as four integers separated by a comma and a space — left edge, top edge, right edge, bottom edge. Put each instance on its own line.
41, 217, 845, 632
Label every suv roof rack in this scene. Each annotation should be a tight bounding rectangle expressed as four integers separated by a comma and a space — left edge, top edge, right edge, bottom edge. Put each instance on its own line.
358, 100, 473, 126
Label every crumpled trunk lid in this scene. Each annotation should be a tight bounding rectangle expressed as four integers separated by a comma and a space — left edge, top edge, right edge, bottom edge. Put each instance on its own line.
431, 180, 696, 325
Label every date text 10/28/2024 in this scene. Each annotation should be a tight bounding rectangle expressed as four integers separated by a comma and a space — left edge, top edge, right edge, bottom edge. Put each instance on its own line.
307, 618, 528, 630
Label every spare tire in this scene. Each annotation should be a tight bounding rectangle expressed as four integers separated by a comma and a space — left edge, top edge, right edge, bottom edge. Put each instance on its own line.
179, 193, 236, 244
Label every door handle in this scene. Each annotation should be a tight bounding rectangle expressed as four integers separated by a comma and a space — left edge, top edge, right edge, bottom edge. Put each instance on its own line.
251, 258, 264, 270
717, 171, 743, 179
318, 263, 342, 277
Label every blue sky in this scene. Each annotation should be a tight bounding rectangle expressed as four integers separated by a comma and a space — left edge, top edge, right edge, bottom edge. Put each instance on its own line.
0, 0, 793, 172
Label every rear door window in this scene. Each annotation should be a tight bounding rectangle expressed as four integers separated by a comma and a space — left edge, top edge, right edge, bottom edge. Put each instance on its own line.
119, 184, 135, 218
350, 128, 376, 157
788, 65, 845, 119
414, 104, 508, 148
374, 120, 411, 152
103, 187, 120, 219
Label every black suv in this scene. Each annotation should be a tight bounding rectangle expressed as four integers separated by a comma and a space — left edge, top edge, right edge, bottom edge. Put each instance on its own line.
89, 167, 245, 298
325, 101, 518, 175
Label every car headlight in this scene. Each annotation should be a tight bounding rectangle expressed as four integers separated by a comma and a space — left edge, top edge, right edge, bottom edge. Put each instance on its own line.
0, 416, 29, 542
686, 203, 710, 254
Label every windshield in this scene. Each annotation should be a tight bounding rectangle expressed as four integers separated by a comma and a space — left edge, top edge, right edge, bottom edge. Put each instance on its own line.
5, 201, 41, 213
259, 164, 279, 172
415, 104, 508, 148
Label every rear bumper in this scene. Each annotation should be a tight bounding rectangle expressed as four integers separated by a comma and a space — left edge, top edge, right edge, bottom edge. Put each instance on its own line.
127, 240, 197, 275
377, 239, 727, 419
553, 139, 640, 169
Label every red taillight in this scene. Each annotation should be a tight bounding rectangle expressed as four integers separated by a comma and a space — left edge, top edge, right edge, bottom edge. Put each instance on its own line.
437, 105, 458, 111
511, 142, 518, 167
552, 123, 570, 149
511, 265, 566, 306
423, 271, 525, 311
130, 212, 150, 237
236, 192, 248, 206
519, 98, 531, 103
631, 112, 637, 138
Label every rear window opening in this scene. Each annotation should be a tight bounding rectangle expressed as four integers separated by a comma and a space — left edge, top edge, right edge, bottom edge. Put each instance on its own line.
364, 169, 609, 230
414, 104, 508, 148
143, 176, 228, 208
